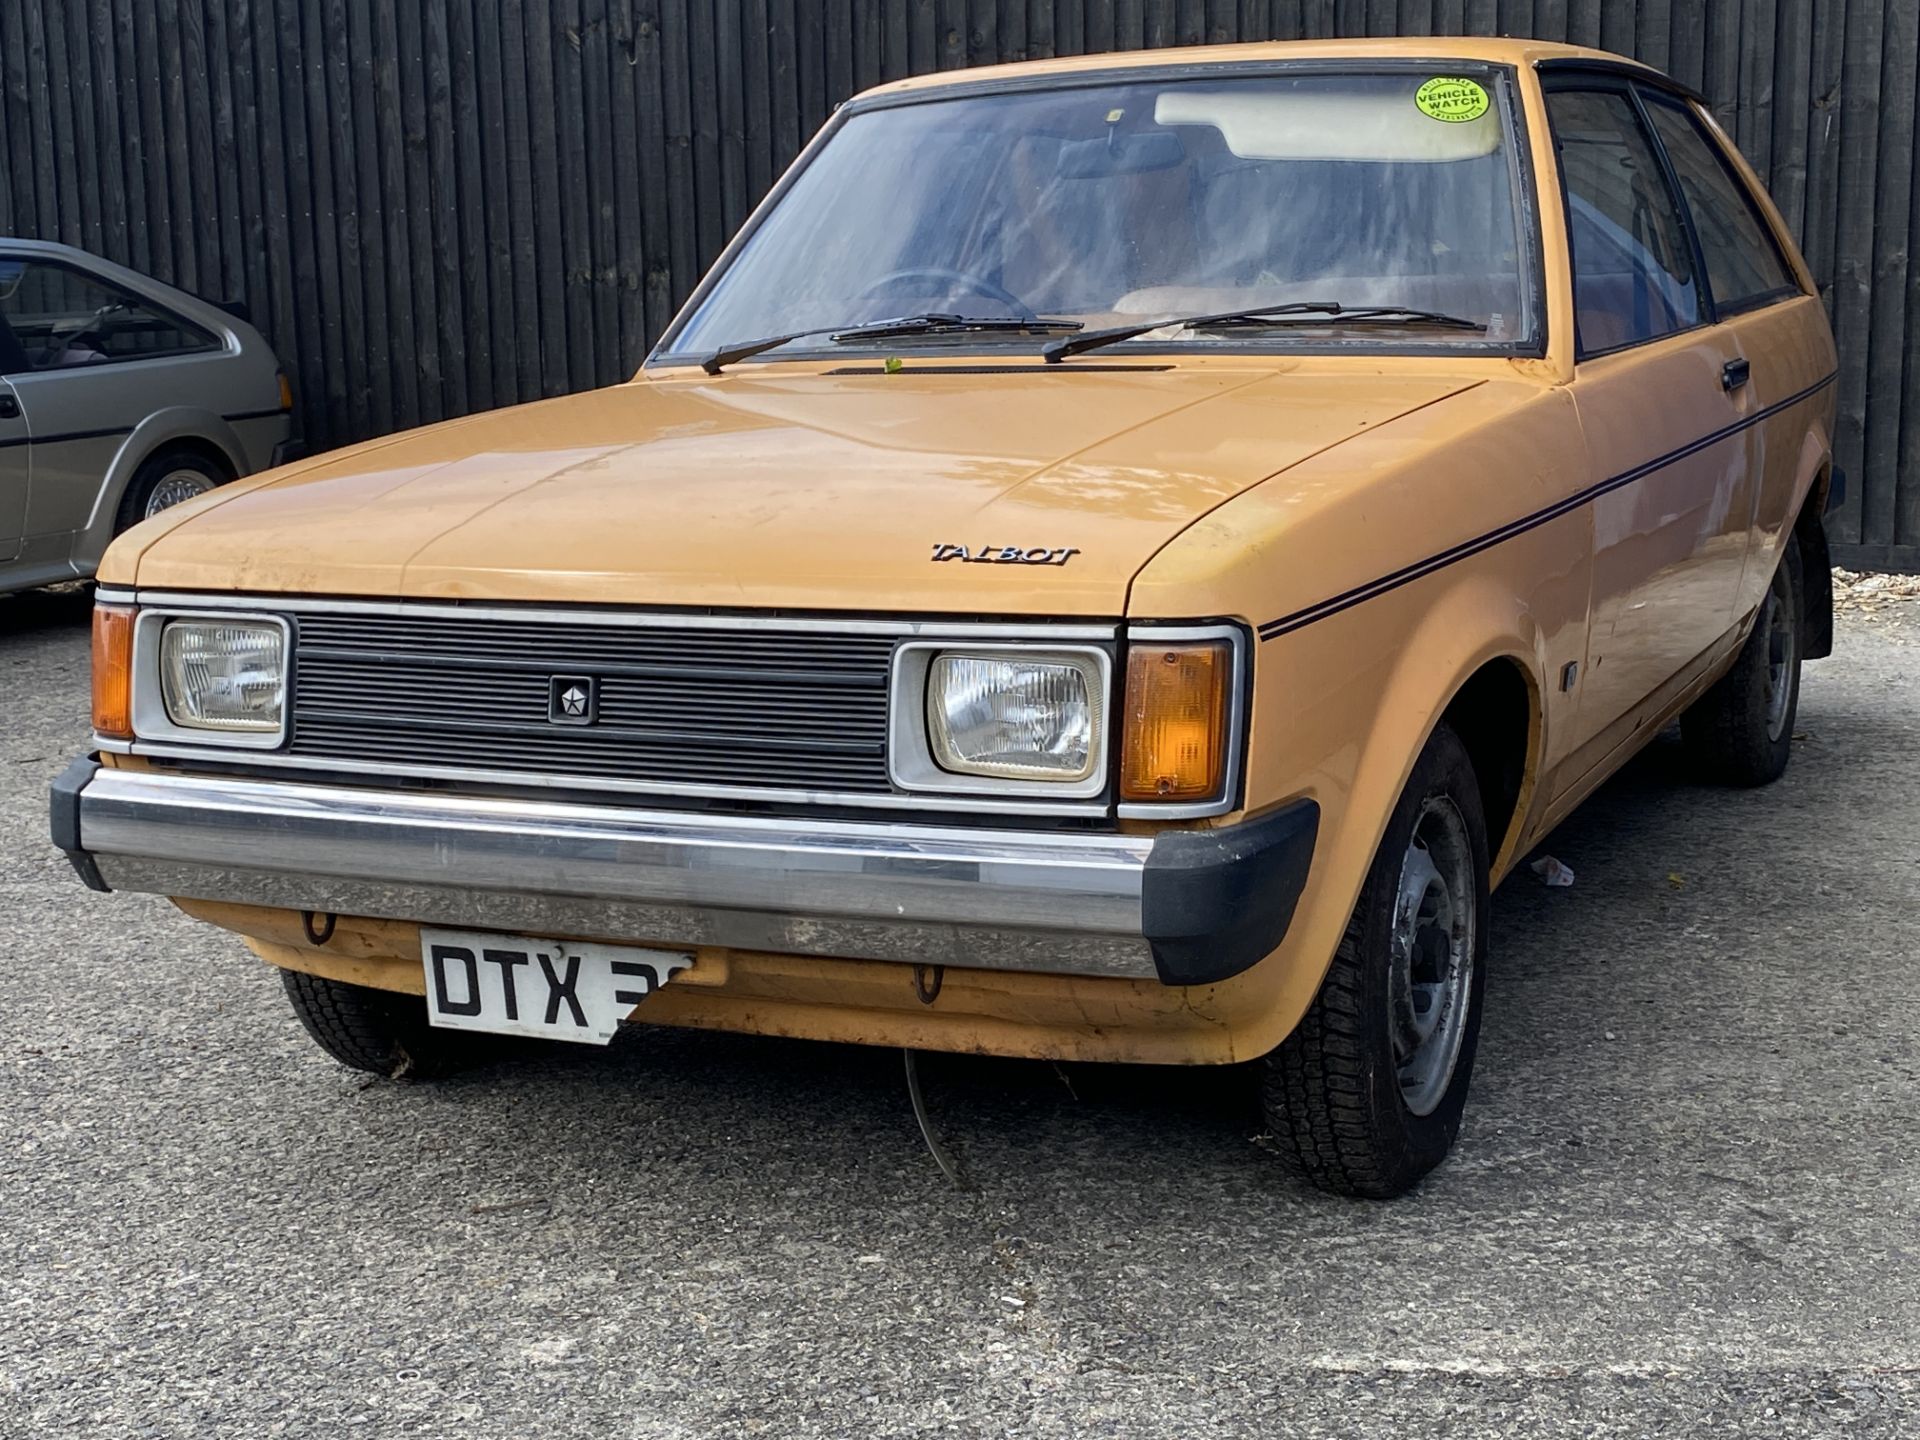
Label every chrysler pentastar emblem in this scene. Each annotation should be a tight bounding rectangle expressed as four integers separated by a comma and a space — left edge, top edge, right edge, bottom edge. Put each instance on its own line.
930, 543, 1079, 566
548, 676, 598, 725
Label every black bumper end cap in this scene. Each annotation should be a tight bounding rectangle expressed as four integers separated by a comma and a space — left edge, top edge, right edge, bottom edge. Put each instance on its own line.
1142, 799, 1319, 987
50, 755, 110, 893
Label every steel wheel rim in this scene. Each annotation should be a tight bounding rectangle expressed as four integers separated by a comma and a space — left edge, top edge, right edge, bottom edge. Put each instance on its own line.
1389, 796, 1476, 1118
144, 469, 214, 518
1763, 564, 1797, 742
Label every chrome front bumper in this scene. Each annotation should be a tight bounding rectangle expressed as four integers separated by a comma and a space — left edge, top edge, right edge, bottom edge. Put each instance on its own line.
52, 759, 1317, 985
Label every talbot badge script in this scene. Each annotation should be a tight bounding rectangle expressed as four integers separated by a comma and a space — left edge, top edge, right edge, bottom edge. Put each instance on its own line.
930, 544, 1080, 566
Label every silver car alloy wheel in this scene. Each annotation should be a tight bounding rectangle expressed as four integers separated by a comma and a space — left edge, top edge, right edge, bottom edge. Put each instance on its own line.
144, 468, 215, 518
1762, 561, 1798, 743
1388, 795, 1476, 1118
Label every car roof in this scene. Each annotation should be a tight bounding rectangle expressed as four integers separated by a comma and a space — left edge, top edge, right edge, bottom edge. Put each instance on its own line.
0, 236, 129, 264
0, 235, 188, 295
853, 36, 1675, 101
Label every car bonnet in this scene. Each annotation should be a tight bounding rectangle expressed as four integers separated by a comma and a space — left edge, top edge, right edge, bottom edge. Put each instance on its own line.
121, 364, 1482, 614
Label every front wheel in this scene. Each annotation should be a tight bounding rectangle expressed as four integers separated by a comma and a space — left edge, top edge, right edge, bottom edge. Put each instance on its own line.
281, 969, 498, 1079
1258, 721, 1490, 1198
114, 446, 231, 533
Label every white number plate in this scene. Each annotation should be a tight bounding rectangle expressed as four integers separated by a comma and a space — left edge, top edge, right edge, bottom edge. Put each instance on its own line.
421, 928, 693, 1045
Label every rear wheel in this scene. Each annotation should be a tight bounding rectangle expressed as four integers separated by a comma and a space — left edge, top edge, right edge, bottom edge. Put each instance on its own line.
1258, 721, 1490, 1198
1681, 533, 1803, 787
114, 446, 231, 533
281, 969, 497, 1079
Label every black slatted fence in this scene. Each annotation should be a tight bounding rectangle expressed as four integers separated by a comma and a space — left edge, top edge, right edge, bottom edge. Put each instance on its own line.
1, 0, 1916, 565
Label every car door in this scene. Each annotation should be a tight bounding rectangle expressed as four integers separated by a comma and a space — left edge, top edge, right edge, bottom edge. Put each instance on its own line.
1543, 79, 1757, 785
0, 299, 28, 561
0, 377, 25, 562
1637, 90, 1825, 615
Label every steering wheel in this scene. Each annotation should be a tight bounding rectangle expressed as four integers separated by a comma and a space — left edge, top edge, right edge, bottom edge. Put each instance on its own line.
859, 267, 1038, 320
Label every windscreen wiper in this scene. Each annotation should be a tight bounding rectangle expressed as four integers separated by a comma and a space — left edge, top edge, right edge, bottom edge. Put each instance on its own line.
1214, 305, 1485, 332
1041, 302, 1483, 363
699, 313, 1083, 375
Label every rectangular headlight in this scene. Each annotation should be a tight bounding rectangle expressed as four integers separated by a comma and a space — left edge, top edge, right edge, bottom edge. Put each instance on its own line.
925, 651, 1102, 782
158, 619, 287, 732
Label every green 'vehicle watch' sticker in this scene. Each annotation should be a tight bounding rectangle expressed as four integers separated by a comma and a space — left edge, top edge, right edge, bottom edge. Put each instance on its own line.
1415, 76, 1490, 123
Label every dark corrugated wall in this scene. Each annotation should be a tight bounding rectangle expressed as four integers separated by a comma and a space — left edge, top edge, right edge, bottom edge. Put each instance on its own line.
0, 0, 1914, 566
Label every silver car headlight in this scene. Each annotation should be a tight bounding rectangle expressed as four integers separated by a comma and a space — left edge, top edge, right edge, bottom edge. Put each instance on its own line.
887, 643, 1111, 801
925, 652, 1102, 781
157, 618, 287, 733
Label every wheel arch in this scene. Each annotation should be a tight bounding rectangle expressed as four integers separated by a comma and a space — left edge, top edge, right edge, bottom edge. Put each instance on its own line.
1794, 459, 1835, 661
136, 432, 241, 483
1438, 654, 1543, 876
73, 408, 248, 568
1327, 575, 1551, 889
1219, 571, 1554, 1060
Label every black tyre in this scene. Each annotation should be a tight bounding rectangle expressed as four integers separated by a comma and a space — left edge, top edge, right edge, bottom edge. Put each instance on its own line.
1259, 721, 1490, 1198
114, 445, 231, 533
1680, 533, 1803, 787
280, 969, 495, 1079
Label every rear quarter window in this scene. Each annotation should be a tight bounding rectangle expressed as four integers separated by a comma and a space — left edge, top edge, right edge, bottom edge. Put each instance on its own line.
0, 258, 221, 371
1640, 95, 1801, 315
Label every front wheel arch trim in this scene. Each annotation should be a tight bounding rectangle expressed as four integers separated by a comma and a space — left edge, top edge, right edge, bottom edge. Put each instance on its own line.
76, 408, 251, 554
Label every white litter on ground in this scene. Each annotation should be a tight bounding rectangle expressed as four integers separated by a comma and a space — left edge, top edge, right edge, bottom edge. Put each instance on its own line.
1530, 855, 1576, 887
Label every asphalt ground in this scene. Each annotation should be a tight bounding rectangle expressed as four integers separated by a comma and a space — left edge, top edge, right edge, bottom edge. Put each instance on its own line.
2, 583, 1915, 1438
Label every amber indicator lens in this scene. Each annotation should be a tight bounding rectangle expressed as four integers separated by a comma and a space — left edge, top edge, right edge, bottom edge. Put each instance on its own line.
1120, 641, 1230, 801
91, 605, 135, 739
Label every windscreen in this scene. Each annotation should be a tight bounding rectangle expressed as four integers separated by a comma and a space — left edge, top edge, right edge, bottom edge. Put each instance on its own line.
664, 70, 1533, 359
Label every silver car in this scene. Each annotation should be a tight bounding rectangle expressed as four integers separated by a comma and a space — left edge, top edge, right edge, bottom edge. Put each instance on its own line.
0, 239, 294, 595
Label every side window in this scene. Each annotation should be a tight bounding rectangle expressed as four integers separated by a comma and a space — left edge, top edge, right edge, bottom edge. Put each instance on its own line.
1545, 87, 1701, 355
1640, 95, 1799, 314
0, 258, 219, 372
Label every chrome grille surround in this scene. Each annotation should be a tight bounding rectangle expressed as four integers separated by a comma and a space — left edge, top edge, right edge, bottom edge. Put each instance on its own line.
106, 593, 1121, 817
291, 611, 899, 794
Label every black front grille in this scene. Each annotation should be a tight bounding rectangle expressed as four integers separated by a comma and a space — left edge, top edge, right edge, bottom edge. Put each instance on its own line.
288, 612, 896, 793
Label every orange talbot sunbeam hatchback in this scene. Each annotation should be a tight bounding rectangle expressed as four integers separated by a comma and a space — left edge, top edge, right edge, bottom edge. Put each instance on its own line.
52, 39, 1839, 1197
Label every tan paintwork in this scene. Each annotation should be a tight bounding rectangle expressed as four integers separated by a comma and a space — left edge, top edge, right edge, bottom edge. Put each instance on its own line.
195, 903, 1245, 1065
109, 364, 1483, 614
105, 38, 1839, 1065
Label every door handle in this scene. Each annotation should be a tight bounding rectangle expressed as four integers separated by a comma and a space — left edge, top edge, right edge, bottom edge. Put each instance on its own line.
1721, 357, 1751, 392
0, 394, 18, 419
